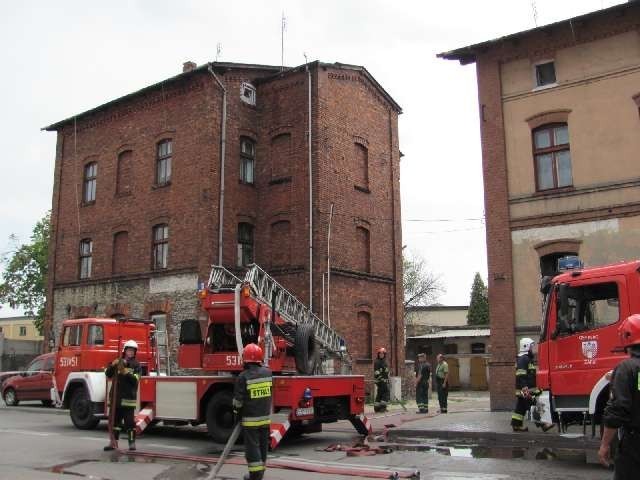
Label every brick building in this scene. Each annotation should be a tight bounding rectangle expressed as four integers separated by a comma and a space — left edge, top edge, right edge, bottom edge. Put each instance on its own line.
439, 2, 640, 409
43, 60, 404, 379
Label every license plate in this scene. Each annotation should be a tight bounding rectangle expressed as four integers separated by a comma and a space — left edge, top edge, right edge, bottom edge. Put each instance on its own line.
295, 407, 314, 417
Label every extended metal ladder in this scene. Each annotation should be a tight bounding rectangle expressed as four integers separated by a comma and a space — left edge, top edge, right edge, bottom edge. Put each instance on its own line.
208, 264, 346, 357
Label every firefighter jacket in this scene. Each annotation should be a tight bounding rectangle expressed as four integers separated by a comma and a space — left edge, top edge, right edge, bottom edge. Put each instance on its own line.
515, 352, 540, 396
603, 352, 640, 430
105, 358, 141, 408
416, 362, 431, 386
374, 358, 389, 384
233, 363, 273, 428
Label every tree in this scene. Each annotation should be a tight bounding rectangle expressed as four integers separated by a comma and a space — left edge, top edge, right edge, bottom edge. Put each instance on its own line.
403, 250, 444, 313
467, 272, 489, 326
0, 212, 50, 335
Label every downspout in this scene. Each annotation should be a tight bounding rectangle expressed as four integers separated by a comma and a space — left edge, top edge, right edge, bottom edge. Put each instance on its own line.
307, 62, 313, 310
208, 64, 227, 265
388, 109, 400, 376
327, 203, 334, 327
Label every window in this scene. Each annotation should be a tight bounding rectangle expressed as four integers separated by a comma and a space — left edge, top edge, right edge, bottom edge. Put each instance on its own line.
556, 282, 619, 336
271, 133, 291, 179
156, 140, 172, 186
354, 143, 369, 190
240, 138, 255, 184
87, 325, 104, 345
111, 313, 126, 321
540, 251, 577, 277
535, 61, 556, 87
152, 224, 169, 270
79, 239, 93, 279
62, 325, 83, 346
270, 220, 291, 267
357, 311, 372, 359
471, 342, 486, 354
112, 231, 129, 274
237, 223, 254, 267
116, 150, 132, 195
444, 344, 458, 355
27, 359, 43, 374
0, 326, 3, 333
19, 326, 27, 336
240, 82, 256, 106
355, 226, 371, 273
533, 124, 572, 191
83, 162, 97, 203
43, 356, 55, 371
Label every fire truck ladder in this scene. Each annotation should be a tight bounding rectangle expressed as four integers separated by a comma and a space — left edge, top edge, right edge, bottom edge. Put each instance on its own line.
208, 264, 346, 357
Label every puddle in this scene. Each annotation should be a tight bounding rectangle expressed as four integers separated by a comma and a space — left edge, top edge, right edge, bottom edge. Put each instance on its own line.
391, 438, 587, 462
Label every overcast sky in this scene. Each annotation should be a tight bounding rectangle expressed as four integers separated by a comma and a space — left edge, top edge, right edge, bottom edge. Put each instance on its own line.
0, 0, 624, 317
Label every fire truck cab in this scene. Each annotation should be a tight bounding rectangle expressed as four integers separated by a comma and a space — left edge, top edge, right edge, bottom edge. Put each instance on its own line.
536, 258, 639, 430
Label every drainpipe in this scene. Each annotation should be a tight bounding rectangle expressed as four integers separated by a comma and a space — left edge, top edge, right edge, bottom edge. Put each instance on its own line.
327, 202, 334, 327
208, 64, 227, 265
306, 61, 313, 310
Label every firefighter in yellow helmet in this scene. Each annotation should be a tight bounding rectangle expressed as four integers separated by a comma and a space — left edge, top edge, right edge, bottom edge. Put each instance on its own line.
233, 343, 272, 480
373, 347, 390, 412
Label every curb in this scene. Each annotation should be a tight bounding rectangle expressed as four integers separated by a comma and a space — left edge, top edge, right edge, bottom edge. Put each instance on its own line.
0, 405, 69, 416
386, 428, 601, 450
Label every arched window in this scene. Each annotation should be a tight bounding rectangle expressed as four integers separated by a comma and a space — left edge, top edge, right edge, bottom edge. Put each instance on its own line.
156, 139, 172, 186
271, 133, 291, 179
357, 311, 372, 359
112, 231, 129, 274
237, 223, 254, 267
270, 220, 291, 267
471, 342, 486, 354
116, 150, 132, 195
533, 123, 572, 191
355, 226, 371, 273
240, 137, 255, 184
354, 143, 369, 190
83, 162, 97, 203
79, 238, 93, 279
152, 224, 169, 270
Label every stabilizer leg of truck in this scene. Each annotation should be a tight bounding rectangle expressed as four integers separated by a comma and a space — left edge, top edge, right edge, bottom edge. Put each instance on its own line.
349, 413, 372, 435
134, 407, 155, 435
270, 410, 291, 450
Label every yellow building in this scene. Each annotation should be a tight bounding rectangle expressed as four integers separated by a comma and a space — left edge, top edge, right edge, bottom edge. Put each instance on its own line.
440, 2, 640, 408
0, 316, 43, 341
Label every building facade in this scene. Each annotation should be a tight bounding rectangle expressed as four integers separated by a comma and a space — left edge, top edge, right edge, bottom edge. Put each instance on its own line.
0, 316, 43, 341
440, 3, 640, 408
43, 61, 404, 378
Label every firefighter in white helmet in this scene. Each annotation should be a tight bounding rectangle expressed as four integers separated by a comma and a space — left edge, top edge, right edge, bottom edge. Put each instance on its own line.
104, 339, 141, 451
511, 337, 553, 432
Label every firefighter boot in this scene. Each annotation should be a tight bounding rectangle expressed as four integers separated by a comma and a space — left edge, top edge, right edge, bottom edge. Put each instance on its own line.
128, 430, 136, 451
512, 425, 529, 432
104, 430, 119, 451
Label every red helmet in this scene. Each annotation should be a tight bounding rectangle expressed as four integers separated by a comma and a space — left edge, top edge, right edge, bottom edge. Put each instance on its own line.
243, 343, 263, 364
377, 347, 387, 355
619, 314, 640, 349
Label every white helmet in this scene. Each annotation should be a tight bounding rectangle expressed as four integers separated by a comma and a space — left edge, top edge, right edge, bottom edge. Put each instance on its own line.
123, 339, 138, 353
519, 337, 534, 354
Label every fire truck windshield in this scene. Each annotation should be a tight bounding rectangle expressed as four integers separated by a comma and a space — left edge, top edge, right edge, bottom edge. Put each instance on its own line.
556, 282, 619, 336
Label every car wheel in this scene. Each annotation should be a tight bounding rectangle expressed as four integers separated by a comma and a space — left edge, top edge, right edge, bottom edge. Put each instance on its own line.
42, 399, 54, 407
3, 388, 19, 406
69, 388, 99, 430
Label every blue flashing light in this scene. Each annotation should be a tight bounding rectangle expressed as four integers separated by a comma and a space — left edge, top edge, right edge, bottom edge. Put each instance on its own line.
557, 255, 583, 272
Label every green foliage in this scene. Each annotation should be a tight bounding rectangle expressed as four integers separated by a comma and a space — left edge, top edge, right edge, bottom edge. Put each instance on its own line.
467, 272, 489, 326
403, 251, 444, 312
0, 212, 51, 335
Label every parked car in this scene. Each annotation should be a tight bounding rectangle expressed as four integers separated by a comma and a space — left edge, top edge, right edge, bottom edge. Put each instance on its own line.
2, 352, 55, 406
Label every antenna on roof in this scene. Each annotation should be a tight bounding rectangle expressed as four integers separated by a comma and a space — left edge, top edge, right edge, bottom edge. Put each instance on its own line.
216, 43, 222, 62
530, 0, 538, 27
281, 11, 287, 71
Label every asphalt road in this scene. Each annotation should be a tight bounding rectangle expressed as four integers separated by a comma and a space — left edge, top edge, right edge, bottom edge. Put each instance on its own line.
0, 400, 611, 480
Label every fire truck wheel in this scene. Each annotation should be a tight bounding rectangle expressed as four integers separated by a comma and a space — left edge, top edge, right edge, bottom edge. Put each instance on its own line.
3, 388, 19, 406
294, 323, 319, 375
206, 390, 237, 444
69, 388, 99, 430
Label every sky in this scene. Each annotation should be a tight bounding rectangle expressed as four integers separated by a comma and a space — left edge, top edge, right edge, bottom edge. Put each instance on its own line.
0, 0, 624, 316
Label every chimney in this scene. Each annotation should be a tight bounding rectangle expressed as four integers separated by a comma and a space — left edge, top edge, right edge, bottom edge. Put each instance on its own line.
183, 61, 197, 73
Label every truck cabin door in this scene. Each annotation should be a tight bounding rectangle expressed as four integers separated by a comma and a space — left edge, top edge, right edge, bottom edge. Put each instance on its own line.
548, 276, 626, 402
56, 324, 84, 389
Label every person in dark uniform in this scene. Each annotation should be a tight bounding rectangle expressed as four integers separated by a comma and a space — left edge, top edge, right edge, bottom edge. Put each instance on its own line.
599, 314, 640, 479
104, 339, 141, 451
415, 353, 430, 414
510, 338, 553, 432
373, 347, 390, 413
233, 343, 273, 480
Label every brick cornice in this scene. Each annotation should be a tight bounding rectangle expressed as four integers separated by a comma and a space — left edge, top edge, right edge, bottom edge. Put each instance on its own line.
525, 109, 571, 130
511, 202, 640, 230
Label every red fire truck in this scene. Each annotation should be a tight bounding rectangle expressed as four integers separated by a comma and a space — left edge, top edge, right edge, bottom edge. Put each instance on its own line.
52, 264, 370, 447
535, 257, 638, 432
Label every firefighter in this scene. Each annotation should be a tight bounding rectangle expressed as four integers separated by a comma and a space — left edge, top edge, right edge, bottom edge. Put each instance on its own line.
233, 343, 272, 480
599, 314, 640, 478
415, 353, 430, 413
104, 339, 141, 451
373, 347, 390, 413
511, 337, 553, 432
